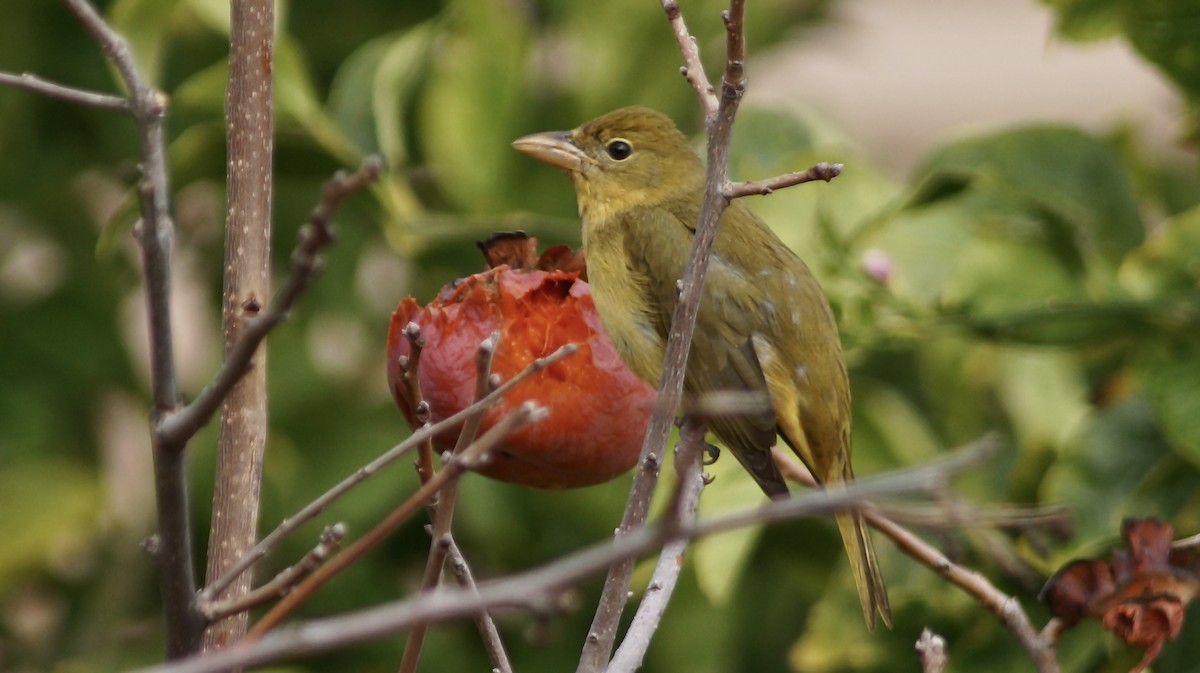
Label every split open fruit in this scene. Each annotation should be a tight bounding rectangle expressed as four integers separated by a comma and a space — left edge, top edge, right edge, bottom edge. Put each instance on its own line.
386, 233, 654, 488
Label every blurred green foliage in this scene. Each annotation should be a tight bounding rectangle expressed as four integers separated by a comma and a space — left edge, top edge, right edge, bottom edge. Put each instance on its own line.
0, 0, 1198, 671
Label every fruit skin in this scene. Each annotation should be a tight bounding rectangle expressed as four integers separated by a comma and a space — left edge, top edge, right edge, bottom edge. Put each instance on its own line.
387, 264, 655, 489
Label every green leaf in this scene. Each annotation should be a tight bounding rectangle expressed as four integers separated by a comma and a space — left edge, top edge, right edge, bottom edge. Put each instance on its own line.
942, 235, 1085, 315
1041, 399, 1184, 548
276, 35, 361, 165
419, 0, 530, 215
1141, 344, 1200, 466
0, 462, 101, 583
179, 0, 230, 35
912, 126, 1144, 264
692, 459, 765, 604
373, 24, 437, 170
1119, 203, 1200, 297
1039, 0, 1122, 41
1121, 0, 1200, 101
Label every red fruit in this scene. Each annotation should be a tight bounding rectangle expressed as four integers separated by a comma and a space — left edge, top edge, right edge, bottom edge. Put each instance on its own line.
386, 234, 654, 488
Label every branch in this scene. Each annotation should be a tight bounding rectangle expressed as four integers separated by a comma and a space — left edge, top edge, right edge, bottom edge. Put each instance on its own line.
158, 157, 383, 447
773, 444, 1060, 673
916, 629, 948, 673
399, 322, 437, 483
725, 163, 843, 198
0, 72, 130, 110
52, 0, 204, 655
202, 524, 346, 622
198, 341, 577, 603
607, 418, 707, 673
870, 512, 1060, 672
399, 333, 500, 673
136, 449, 981, 673
245, 402, 548, 639
661, 0, 716, 116
446, 537, 514, 673
581, 2, 839, 668
202, 0, 276, 649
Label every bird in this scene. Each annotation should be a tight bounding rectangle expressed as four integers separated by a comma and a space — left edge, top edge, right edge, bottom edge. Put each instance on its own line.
512, 105, 891, 629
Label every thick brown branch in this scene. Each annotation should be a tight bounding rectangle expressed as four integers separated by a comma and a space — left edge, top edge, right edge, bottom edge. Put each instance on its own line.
0, 71, 130, 110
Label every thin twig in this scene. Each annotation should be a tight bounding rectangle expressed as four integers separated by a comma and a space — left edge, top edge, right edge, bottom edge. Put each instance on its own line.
916, 628, 948, 673
607, 418, 707, 673
137, 450, 983, 673
159, 157, 383, 448
199, 342, 577, 603
400, 322, 437, 483
725, 163, 843, 198
399, 333, 500, 673
202, 524, 347, 622
0, 72, 130, 110
55, 0, 203, 655
581, 1, 836, 668
870, 513, 1059, 672
402, 329, 511, 672
446, 536, 514, 673
773, 444, 1060, 673
661, 0, 717, 116
245, 403, 548, 640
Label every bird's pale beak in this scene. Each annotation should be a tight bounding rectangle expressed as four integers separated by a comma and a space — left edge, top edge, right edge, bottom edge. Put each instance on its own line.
512, 131, 588, 173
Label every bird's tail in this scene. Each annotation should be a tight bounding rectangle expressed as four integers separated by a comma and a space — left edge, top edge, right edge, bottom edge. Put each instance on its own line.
835, 509, 892, 630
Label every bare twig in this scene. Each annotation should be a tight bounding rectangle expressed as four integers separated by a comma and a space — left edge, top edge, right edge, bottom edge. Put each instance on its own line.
245, 402, 548, 639
607, 418, 707, 673
725, 163, 843, 198
202, 524, 347, 622
773, 444, 1060, 673
661, 0, 717, 116
446, 537, 514, 673
138, 451, 982, 673
870, 513, 1059, 672
159, 157, 383, 447
581, 1, 840, 668
916, 628, 948, 673
199, 341, 576, 603
44, 0, 204, 655
0, 71, 130, 110
399, 333, 500, 673
400, 322, 437, 483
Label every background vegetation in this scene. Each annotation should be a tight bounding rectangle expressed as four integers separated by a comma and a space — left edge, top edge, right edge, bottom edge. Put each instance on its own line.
1, 0, 1197, 670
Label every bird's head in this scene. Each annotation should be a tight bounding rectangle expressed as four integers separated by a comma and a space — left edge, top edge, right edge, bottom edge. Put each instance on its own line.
512, 106, 704, 220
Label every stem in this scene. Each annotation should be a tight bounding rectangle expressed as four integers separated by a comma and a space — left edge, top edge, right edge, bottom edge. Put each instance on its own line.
204, 0, 275, 652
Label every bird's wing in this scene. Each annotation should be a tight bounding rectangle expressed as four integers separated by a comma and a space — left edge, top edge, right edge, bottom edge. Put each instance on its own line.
618, 205, 788, 495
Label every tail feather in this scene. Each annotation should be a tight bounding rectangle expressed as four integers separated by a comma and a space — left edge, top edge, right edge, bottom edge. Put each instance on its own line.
835, 510, 892, 630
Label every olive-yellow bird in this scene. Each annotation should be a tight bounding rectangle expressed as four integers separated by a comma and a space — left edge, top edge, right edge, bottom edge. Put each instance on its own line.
512, 106, 890, 629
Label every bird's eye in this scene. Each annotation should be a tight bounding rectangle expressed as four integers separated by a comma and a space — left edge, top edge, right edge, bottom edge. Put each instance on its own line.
606, 139, 633, 161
